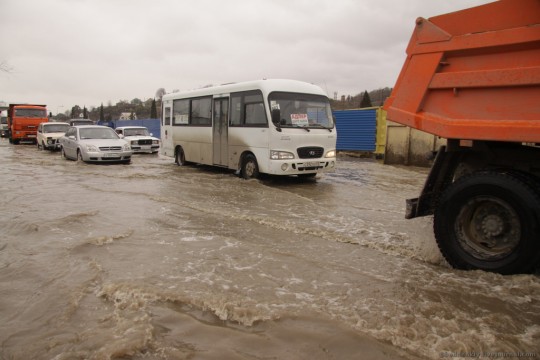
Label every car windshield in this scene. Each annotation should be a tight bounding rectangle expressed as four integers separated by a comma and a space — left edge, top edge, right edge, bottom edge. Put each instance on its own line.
44, 124, 70, 133
268, 92, 334, 129
124, 128, 149, 136
79, 128, 119, 140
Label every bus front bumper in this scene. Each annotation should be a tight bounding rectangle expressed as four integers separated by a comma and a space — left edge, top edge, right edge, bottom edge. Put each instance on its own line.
267, 158, 337, 175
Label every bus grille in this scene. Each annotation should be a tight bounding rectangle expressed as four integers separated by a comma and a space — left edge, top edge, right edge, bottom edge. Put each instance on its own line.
297, 146, 324, 159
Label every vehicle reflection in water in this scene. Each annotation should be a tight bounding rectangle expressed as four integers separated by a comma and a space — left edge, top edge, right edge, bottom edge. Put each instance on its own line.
0, 140, 538, 360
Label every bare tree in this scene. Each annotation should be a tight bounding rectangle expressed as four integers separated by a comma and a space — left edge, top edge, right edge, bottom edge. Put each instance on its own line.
155, 88, 166, 101
1, 61, 13, 73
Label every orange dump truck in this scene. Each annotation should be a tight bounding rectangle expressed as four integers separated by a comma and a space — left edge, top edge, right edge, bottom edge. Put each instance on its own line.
7, 104, 48, 144
383, 0, 540, 274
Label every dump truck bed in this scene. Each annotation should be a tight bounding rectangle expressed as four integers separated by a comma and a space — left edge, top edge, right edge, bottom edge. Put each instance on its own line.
383, 0, 540, 143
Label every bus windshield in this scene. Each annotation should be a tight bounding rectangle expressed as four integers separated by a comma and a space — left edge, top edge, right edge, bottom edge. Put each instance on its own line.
268, 92, 334, 129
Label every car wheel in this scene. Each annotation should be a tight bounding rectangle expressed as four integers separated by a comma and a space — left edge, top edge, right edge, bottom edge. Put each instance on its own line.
434, 170, 540, 274
241, 154, 259, 179
37, 141, 42, 150
61, 146, 68, 160
77, 149, 84, 163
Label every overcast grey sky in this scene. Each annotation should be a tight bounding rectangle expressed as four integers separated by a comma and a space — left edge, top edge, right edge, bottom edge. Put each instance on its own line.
1, 0, 492, 115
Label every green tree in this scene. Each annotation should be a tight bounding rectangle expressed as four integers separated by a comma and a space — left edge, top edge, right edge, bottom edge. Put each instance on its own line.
360, 90, 372, 108
131, 98, 143, 106
99, 103, 104, 122
83, 106, 88, 119
70, 105, 81, 118
150, 98, 157, 119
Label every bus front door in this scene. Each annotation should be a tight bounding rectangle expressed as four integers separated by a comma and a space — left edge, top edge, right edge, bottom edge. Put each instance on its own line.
213, 98, 229, 166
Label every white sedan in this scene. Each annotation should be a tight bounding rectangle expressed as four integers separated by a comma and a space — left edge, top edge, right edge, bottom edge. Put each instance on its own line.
36, 122, 70, 151
115, 126, 160, 154
59, 125, 132, 164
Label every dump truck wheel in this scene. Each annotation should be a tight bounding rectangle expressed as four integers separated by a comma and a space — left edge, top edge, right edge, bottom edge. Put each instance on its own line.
434, 171, 540, 274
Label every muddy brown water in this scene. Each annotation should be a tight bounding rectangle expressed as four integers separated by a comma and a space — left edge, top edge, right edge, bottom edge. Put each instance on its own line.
0, 140, 538, 359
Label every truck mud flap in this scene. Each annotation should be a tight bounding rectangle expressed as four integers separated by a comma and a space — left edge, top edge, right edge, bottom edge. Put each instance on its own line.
406, 146, 462, 219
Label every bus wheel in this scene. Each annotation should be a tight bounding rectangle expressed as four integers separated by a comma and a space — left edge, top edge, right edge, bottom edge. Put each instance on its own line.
175, 147, 186, 166
241, 154, 259, 179
434, 171, 540, 274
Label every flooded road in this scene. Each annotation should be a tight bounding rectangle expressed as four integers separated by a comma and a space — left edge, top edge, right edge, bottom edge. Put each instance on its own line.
0, 139, 538, 360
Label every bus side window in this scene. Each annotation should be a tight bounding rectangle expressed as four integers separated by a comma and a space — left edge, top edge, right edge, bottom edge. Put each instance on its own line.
164, 107, 171, 126
230, 90, 266, 127
245, 103, 266, 125
173, 100, 189, 125
230, 95, 242, 126
191, 97, 212, 126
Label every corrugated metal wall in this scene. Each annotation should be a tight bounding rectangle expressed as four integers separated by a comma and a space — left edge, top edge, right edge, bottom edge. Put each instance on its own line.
333, 109, 376, 151
98, 119, 161, 139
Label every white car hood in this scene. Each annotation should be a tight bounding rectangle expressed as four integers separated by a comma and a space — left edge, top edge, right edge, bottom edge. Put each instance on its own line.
44, 132, 68, 139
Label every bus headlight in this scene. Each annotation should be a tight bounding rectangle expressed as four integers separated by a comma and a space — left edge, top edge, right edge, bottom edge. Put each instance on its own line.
270, 150, 295, 160
325, 150, 336, 158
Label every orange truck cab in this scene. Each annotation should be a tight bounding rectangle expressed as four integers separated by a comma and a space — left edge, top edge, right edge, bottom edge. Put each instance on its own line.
383, 0, 540, 274
7, 104, 48, 144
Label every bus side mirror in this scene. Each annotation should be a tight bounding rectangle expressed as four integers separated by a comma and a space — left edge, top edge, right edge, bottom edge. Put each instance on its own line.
271, 109, 281, 126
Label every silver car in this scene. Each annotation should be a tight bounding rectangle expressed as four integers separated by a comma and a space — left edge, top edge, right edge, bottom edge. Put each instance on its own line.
59, 125, 132, 164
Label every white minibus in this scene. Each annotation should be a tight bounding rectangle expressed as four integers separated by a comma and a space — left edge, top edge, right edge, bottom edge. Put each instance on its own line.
161, 79, 337, 179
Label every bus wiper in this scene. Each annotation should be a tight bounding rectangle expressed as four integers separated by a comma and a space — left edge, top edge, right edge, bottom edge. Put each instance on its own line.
309, 123, 332, 132
290, 125, 310, 132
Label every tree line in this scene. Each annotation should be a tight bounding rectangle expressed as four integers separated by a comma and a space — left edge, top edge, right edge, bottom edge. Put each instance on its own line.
329, 87, 392, 110
53, 87, 392, 121
55, 97, 160, 122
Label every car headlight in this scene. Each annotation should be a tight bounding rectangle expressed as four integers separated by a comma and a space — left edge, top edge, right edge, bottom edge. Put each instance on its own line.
131, 140, 137, 145
85, 144, 98, 152
123, 143, 131, 151
270, 150, 295, 160
325, 150, 336, 158
152, 140, 159, 145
